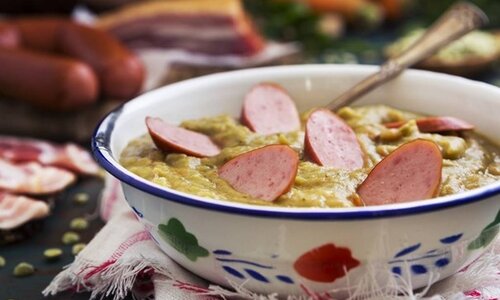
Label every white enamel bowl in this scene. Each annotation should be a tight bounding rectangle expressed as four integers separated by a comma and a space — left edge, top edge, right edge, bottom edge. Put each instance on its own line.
92, 65, 500, 297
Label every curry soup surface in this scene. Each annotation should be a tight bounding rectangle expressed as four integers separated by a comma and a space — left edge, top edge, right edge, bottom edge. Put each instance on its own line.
120, 105, 500, 208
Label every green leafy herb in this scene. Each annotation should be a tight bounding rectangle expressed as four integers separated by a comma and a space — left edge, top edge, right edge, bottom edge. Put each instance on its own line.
244, 0, 332, 56
418, 0, 500, 28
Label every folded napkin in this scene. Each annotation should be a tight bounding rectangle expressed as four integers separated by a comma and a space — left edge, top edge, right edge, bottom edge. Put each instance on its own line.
43, 174, 500, 300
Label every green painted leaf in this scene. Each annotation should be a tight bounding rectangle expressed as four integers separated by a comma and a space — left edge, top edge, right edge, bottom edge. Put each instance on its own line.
468, 210, 500, 250
158, 218, 209, 262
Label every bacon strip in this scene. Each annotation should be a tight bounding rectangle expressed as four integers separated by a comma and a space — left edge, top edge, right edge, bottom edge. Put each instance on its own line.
0, 135, 99, 175
0, 192, 50, 230
0, 159, 75, 195
96, 0, 265, 56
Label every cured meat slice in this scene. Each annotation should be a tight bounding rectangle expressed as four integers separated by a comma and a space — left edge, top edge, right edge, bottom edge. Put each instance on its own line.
0, 47, 98, 111
218, 145, 299, 201
0, 159, 75, 195
146, 116, 221, 157
384, 116, 474, 133
96, 0, 265, 56
53, 144, 100, 176
0, 192, 49, 230
241, 83, 301, 135
0, 136, 99, 175
304, 109, 364, 170
357, 139, 442, 205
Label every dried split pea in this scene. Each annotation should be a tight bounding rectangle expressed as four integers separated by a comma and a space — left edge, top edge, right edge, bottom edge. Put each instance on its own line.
44, 248, 63, 261
62, 232, 80, 245
0, 256, 5, 268
72, 243, 86, 256
13, 262, 35, 277
73, 193, 89, 205
70, 218, 88, 231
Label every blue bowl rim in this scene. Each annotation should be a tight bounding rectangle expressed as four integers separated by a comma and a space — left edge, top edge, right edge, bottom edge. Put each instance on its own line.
91, 65, 500, 221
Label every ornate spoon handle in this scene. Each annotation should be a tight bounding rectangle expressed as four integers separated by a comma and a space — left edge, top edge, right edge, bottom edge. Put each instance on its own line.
325, 2, 488, 111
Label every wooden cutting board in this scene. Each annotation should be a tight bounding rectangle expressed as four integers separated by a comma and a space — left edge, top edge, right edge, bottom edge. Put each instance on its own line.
0, 99, 122, 143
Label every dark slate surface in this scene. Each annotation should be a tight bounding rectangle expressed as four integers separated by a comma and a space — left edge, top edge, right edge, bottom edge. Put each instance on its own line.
0, 177, 127, 299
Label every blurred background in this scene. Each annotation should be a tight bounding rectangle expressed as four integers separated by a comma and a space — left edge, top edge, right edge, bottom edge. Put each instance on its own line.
0, 0, 498, 142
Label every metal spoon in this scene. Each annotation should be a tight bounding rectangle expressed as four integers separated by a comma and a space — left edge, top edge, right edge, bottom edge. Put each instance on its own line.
325, 1, 488, 111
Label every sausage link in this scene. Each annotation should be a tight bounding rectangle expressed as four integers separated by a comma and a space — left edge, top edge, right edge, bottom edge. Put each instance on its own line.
0, 48, 98, 111
11, 18, 64, 52
0, 17, 144, 110
58, 22, 144, 100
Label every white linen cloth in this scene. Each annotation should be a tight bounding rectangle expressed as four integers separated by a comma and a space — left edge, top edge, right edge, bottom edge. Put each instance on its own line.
43, 174, 500, 300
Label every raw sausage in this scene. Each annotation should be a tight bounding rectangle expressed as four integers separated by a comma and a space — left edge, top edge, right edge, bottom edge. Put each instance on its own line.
58, 22, 144, 100
11, 18, 62, 52
146, 117, 221, 158
0, 17, 144, 110
218, 145, 299, 201
0, 48, 98, 111
384, 116, 474, 133
304, 109, 364, 170
357, 139, 442, 205
241, 83, 301, 135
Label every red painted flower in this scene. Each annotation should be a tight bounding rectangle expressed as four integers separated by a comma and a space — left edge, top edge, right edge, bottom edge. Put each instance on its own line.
294, 243, 360, 282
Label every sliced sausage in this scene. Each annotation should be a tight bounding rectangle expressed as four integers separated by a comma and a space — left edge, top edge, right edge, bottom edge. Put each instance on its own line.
304, 109, 364, 170
218, 145, 299, 201
357, 139, 442, 206
0, 48, 98, 111
384, 116, 474, 133
58, 23, 145, 100
146, 117, 221, 158
241, 83, 301, 135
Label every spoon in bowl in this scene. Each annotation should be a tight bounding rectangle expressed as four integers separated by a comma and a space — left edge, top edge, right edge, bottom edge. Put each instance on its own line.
325, 1, 488, 111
